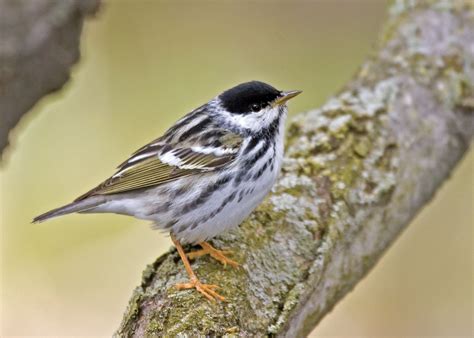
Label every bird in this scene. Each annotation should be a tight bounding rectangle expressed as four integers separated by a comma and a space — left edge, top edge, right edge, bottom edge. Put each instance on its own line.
33, 80, 301, 301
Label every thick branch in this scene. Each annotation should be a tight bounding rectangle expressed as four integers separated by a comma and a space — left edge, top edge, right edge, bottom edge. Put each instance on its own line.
117, 1, 474, 336
0, 0, 100, 160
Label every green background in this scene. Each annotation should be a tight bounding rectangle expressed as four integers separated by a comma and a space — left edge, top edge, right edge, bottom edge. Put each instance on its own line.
1, 1, 472, 336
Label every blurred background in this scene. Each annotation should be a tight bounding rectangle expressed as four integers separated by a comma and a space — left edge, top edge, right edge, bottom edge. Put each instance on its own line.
1, 0, 472, 336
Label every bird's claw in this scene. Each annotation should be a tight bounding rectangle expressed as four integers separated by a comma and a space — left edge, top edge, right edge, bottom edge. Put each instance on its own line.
187, 243, 239, 268
175, 279, 225, 302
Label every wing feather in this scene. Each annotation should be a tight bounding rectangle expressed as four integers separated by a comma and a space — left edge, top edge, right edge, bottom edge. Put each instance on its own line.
75, 127, 242, 201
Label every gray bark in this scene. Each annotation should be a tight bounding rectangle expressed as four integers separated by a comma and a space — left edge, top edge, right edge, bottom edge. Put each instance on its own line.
0, 0, 100, 161
116, 1, 474, 336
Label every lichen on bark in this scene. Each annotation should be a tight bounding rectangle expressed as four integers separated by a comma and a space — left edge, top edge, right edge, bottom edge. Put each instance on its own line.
116, 1, 474, 336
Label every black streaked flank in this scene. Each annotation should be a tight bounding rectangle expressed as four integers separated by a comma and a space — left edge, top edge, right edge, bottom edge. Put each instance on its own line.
190, 191, 238, 230
233, 139, 272, 187
219, 81, 281, 114
238, 190, 245, 202
189, 221, 200, 231
170, 185, 190, 198
210, 191, 237, 218
180, 174, 233, 214
164, 219, 178, 229
253, 158, 271, 180
146, 201, 171, 216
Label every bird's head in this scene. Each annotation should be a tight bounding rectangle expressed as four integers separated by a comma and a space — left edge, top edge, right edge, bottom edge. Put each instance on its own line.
212, 81, 301, 133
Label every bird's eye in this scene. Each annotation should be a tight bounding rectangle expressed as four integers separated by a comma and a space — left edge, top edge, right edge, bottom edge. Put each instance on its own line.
250, 103, 261, 112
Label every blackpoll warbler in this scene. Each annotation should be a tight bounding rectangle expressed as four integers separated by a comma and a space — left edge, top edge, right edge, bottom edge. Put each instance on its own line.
34, 81, 301, 301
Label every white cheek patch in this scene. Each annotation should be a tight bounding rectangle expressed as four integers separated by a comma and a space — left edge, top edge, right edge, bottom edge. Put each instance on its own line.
224, 106, 282, 131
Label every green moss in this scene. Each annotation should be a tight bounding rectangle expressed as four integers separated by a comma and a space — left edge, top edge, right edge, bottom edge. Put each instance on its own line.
267, 283, 305, 334
144, 319, 161, 335
115, 290, 143, 337
353, 138, 371, 157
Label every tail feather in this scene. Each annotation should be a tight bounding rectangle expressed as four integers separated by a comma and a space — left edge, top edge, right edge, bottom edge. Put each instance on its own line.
32, 197, 105, 223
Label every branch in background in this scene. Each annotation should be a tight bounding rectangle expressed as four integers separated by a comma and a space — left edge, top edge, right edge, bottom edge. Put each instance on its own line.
0, 0, 100, 161
116, 1, 474, 336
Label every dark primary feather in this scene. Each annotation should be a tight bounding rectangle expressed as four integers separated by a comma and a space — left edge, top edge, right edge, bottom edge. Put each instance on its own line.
219, 81, 281, 114
75, 111, 243, 201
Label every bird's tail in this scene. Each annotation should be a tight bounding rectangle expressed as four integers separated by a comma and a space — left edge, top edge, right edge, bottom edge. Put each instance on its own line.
32, 197, 105, 223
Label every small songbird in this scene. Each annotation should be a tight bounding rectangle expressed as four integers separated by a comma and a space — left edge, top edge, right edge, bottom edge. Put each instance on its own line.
33, 81, 301, 301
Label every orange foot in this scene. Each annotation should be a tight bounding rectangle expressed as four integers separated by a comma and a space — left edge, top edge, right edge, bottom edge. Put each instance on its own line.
187, 241, 240, 268
175, 277, 225, 302
171, 234, 227, 301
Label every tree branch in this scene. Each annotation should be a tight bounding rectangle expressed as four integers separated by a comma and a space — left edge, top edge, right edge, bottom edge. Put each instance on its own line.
117, 1, 474, 336
0, 0, 100, 161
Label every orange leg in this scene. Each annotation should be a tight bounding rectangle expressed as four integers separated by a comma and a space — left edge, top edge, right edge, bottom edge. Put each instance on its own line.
171, 234, 225, 301
187, 241, 240, 268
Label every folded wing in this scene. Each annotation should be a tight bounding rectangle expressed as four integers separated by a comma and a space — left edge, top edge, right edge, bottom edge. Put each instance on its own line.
75, 129, 243, 201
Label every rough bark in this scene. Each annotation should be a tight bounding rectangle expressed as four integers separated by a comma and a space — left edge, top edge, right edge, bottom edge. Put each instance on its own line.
116, 1, 474, 336
0, 0, 100, 161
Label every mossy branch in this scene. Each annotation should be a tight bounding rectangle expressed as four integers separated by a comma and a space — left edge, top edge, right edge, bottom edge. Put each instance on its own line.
117, 1, 474, 336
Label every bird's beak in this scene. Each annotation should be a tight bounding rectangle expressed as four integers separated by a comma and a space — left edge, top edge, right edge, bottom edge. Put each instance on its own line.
272, 90, 303, 107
